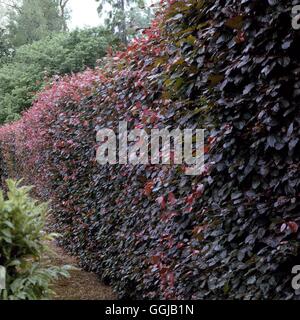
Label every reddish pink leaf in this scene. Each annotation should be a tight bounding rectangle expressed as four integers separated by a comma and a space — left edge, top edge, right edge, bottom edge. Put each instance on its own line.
168, 192, 176, 205
288, 221, 299, 234
156, 196, 166, 210
151, 255, 160, 265
186, 194, 194, 205
195, 184, 205, 197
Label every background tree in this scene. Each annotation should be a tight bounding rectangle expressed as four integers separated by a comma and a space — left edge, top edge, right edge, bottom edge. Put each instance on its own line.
57, 0, 70, 32
0, 2, 6, 22
6, 0, 69, 47
0, 3, 13, 64
0, 0, 21, 14
96, 0, 153, 45
0, 27, 118, 123
0, 3, 7, 59
0, 28, 10, 63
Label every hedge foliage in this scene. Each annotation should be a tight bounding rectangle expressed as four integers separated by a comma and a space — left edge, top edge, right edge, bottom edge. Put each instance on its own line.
0, 0, 300, 299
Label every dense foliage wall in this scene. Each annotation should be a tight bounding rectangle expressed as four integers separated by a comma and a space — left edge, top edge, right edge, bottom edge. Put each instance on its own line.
0, 0, 300, 299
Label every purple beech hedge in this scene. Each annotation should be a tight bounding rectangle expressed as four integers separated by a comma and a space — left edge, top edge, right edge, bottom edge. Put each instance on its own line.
0, 0, 300, 299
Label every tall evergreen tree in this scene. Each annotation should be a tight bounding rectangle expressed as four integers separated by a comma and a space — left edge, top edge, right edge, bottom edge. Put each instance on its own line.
57, 0, 70, 32
96, 0, 152, 45
0, 3, 12, 63
6, 0, 68, 47
0, 28, 9, 63
0, 2, 5, 23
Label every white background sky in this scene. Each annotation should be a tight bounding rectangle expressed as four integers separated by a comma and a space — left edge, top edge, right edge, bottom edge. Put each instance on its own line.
68, 0, 155, 30
68, 0, 102, 30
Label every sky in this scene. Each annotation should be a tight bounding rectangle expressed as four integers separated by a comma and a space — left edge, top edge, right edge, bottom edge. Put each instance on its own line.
68, 0, 155, 30
68, 0, 102, 30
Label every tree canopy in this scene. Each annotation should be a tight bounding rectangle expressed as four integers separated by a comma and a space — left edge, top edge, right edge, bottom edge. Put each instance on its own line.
96, 0, 153, 44
0, 27, 117, 123
5, 0, 69, 47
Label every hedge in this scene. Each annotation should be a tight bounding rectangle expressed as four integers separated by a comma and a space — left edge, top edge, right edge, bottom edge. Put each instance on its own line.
0, 0, 299, 299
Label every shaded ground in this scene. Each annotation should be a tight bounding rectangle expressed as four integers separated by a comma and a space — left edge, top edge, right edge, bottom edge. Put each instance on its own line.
45, 241, 117, 300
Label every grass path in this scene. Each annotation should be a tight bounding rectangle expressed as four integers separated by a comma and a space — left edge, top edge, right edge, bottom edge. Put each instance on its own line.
45, 241, 116, 300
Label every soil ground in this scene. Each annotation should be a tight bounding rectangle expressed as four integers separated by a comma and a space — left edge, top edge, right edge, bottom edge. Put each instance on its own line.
44, 241, 117, 300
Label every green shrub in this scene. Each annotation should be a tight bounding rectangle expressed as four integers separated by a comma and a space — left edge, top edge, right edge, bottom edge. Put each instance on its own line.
0, 180, 70, 300
0, 27, 118, 123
